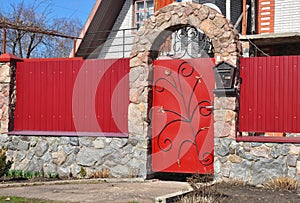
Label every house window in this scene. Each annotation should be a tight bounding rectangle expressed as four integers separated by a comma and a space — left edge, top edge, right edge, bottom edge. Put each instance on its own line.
134, 0, 154, 29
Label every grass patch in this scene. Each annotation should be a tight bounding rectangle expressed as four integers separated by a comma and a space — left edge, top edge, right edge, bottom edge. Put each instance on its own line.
0, 196, 66, 203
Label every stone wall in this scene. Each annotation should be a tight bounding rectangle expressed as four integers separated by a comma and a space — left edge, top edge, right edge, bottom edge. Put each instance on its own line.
215, 138, 300, 185
0, 54, 148, 178
213, 94, 300, 185
0, 135, 147, 178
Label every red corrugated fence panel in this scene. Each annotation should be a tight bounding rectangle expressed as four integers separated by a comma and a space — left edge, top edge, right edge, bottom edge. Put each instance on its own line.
14, 58, 130, 134
239, 56, 300, 133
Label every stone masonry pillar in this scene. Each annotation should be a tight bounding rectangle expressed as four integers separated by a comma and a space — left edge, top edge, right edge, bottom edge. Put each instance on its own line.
129, 2, 241, 178
0, 53, 19, 134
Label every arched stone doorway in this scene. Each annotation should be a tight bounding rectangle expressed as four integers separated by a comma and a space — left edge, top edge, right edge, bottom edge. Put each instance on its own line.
129, 2, 240, 178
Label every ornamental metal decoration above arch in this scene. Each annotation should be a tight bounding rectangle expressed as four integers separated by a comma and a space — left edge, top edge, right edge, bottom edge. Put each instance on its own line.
130, 2, 241, 69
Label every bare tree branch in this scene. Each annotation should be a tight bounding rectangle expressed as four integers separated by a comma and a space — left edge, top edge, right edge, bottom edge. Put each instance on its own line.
0, 1, 82, 58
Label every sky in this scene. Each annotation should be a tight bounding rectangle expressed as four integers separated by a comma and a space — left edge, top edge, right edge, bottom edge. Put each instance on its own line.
0, 0, 96, 25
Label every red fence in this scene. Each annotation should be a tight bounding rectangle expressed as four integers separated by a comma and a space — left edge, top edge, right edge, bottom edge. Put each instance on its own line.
14, 58, 130, 135
239, 56, 300, 133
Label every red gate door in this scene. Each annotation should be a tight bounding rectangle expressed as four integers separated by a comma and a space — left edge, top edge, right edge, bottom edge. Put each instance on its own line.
152, 58, 215, 174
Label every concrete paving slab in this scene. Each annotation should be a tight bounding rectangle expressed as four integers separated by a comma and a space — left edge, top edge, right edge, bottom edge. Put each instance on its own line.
0, 179, 192, 203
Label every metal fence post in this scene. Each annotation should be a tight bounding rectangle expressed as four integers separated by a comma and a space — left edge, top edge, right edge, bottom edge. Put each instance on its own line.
123, 29, 125, 58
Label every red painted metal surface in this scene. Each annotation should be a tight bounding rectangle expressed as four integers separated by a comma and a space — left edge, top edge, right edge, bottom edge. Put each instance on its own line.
236, 136, 300, 143
239, 56, 300, 133
14, 58, 130, 134
152, 58, 215, 174
154, 0, 175, 11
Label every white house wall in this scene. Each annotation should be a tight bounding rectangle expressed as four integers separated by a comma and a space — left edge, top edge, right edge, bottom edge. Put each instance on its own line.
98, 0, 134, 59
97, 0, 197, 59
274, 0, 300, 33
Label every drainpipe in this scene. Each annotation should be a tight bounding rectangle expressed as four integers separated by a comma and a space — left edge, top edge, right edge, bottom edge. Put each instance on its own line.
251, 0, 256, 34
226, 0, 231, 20
242, 0, 247, 35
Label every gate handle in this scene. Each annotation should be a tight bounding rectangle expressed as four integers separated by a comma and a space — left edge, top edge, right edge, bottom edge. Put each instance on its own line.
203, 106, 213, 110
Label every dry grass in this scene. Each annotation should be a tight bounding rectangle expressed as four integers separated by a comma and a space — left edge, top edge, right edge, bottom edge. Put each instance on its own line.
89, 168, 110, 179
266, 177, 298, 191
177, 193, 217, 203
222, 178, 247, 187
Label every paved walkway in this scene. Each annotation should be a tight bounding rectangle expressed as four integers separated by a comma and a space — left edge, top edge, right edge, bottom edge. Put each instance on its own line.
0, 179, 191, 203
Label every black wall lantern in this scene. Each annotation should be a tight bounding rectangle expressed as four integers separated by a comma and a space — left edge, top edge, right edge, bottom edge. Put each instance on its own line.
213, 61, 236, 96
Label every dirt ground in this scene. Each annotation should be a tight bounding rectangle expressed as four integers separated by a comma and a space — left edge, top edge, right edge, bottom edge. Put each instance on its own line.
0, 179, 300, 203
204, 183, 300, 203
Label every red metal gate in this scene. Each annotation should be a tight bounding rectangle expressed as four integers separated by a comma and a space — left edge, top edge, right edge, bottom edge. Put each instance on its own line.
152, 58, 215, 174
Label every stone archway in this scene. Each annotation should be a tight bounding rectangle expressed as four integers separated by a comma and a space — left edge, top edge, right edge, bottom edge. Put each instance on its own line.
128, 2, 240, 178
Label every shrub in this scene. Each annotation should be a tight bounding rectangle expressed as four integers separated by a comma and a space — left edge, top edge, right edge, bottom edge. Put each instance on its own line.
79, 166, 87, 178
176, 174, 224, 203
0, 146, 13, 178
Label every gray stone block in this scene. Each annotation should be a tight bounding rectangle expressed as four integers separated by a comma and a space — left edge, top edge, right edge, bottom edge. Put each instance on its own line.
35, 141, 49, 157
93, 138, 105, 149
64, 154, 76, 166
0, 134, 9, 143
251, 142, 262, 147
50, 142, 58, 152
16, 153, 26, 163
280, 144, 290, 156
287, 154, 297, 167
214, 159, 221, 174
60, 137, 70, 145
288, 167, 296, 178
70, 137, 79, 146
43, 163, 57, 173
111, 165, 129, 177
74, 147, 80, 154
62, 145, 73, 155
80, 137, 94, 147
76, 148, 99, 167
58, 166, 70, 177
42, 153, 52, 162
270, 147, 281, 159
17, 140, 30, 151
215, 144, 229, 157
230, 160, 252, 181
218, 156, 228, 164
222, 162, 231, 177
27, 157, 43, 172
27, 150, 35, 160
30, 137, 38, 147
252, 156, 287, 185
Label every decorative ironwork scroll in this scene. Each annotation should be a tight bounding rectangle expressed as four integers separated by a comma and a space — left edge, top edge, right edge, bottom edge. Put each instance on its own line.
154, 61, 213, 166
159, 26, 213, 59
